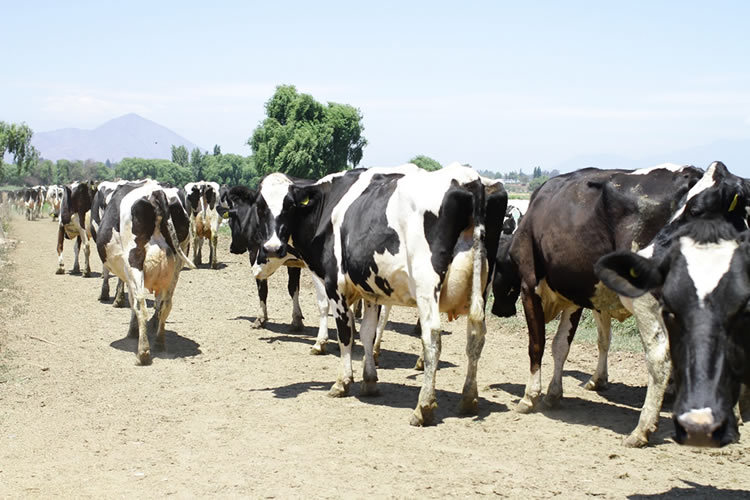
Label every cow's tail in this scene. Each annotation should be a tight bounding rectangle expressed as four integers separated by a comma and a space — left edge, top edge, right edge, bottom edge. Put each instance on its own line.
165, 204, 197, 270
469, 179, 486, 323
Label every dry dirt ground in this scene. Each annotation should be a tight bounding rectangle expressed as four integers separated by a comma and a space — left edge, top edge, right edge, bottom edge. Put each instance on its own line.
1, 215, 749, 499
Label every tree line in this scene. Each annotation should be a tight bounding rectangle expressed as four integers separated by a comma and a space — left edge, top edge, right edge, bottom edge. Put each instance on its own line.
2, 84, 550, 191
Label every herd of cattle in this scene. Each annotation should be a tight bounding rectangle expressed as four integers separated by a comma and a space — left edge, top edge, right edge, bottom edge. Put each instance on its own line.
2, 160, 749, 450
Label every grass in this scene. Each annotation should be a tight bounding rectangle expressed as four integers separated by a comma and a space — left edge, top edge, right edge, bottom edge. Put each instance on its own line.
490, 296, 643, 353
508, 192, 531, 200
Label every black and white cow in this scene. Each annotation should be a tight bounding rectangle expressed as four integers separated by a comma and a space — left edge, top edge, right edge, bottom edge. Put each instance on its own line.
56, 181, 96, 276
596, 161, 750, 447
24, 186, 44, 220
219, 181, 328, 353
96, 180, 195, 365
184, 181, 223, 268
89, 180, 146, 306
491, 163, 706, 447
45, 185, 64, 221
250, 163, 507, 426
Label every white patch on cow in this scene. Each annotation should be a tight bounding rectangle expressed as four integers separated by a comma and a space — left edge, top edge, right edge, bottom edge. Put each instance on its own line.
260, 173, 293, 217
629, 163, 685, 175
669, 162, 719, 222
637, 243, 655, 259
680, 236, 738, 306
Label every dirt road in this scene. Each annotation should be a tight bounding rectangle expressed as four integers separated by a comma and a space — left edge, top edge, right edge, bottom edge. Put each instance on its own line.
1, 216, 748, 498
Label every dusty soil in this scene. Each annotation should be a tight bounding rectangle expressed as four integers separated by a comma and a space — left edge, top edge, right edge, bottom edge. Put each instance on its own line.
1, 215, 749, 498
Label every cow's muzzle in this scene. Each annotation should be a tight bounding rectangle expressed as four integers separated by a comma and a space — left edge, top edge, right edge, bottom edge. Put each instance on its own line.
673, 408, 738, 447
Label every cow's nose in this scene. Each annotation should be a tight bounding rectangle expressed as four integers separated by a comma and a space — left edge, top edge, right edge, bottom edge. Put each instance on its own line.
263, 235, 285, 258
674, 408, 727, 447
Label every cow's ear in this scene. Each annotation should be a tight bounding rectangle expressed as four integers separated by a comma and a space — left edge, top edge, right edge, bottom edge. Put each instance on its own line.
291, 186, 318, 209
216, 205, 229, 218
595, 250, 665, 298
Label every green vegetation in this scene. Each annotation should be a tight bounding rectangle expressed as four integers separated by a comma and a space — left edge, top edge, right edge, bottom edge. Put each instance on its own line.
0, 121, 39, 182
249, 85, 367, 179
409, 155, 442, 171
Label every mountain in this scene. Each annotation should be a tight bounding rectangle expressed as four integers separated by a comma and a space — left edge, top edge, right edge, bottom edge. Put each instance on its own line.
32, 113, 203, 163
552, 138, 750, 177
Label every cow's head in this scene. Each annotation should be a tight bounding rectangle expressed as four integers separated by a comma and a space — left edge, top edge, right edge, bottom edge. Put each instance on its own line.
247, 173, 298, 279
185, 183, 202, 217
596, 218, 750, 447
218, 186, 256, 256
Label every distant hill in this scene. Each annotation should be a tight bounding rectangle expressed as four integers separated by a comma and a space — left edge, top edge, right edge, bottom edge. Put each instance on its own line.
552, 138, 750, 177
32, 113, 203, 163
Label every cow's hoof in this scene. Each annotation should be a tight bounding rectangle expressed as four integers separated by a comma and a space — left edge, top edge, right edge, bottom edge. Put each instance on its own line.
98, 292, 109, 302
327, 379, 351, 398
584, 378, 608, 391
458, 396, 479, 415
360, 380, 380, 397
83, 269, 91, 278
413, 357, 424, 371
290, 318, 304, 332
55, 268, 65, 275
113, 298, 127, 308
409, 402, 437, 427
543, 392, 562, 409
211, 262, 218, 270
623, 433, 649, 448
310, 344, 326, 355
136, 351, 152, 366
251, 318, 265, 329
515, 397, 537, 414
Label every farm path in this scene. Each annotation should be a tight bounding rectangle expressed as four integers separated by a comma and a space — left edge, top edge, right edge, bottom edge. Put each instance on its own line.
1, 215, 748, 498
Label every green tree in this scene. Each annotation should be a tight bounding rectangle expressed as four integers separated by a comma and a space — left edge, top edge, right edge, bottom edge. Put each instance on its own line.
213, 144, 221, 156
0, 121, 39, 182
115, 158, 192, 186
249, 84, 367, 179
171, 145, 189, 168
203, 153, 259, 187
409, 155, 442, 171
528, 175, 549, 192
190, 147, 204, 180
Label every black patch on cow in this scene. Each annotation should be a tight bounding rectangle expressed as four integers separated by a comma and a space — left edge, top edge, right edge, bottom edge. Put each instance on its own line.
339, 174, 403, 295
422, 180, 474, 283
128, 197, 157, 270
187, 185, 201, 215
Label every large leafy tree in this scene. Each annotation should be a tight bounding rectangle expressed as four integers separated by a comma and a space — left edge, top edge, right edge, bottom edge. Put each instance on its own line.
0, 121, 39, 182
171, 145, 189, 169
249, 85, 367, 179
115, 158, 192, 186
409, 155, 442, 171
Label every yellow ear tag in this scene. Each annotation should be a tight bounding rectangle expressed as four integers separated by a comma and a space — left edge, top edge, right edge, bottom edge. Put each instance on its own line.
629, 268, 639, 278
300, 196, 310, 206
729, 193, 739, 212
222, 211, 229, 219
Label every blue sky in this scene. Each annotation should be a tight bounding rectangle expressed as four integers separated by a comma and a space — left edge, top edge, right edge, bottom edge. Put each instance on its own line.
4, 1, 750, 174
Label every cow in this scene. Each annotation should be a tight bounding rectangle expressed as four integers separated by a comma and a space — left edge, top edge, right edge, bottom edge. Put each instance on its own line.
184, 181, 223, 268
219, 182, 329, 354
89, 180, 146, 306
248, 163, 507, 426
595, 161, 750, 447
56, 181, 96, 276
96, 180, 195, 365
23, 186, 43, 220
45, 185, 64, 221
491, 163, 708, 447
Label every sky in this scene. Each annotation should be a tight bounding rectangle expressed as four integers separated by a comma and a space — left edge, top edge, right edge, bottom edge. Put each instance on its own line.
3, 1, 750, 175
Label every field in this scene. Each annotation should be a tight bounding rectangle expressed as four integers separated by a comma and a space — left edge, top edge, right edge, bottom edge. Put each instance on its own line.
1, 214, 749, 498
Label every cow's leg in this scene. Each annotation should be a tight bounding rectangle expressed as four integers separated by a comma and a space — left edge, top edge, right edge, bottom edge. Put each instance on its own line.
129, 270, 151, 365
621, 295, 671, 447
193, 235, 203, 266
544, 307, 583, 407
126, 281, 138, 338
585, 310, 612, 391
113, 279, 126, 308
310, 274, 330, 355
55, 225, 66, 274
517, 284, 546, 414
71, 236, 82, 274
459, 317, 487, 415
410, 297, 442, 427
210, 233, 219, 269
359, 301, 380, 396
373, 304, 392, 366
252, 279, 269, 328
329, 305, 355, 398
99, 267, 111, 301
154, 269, 181, 351
287, 267, 304, 331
